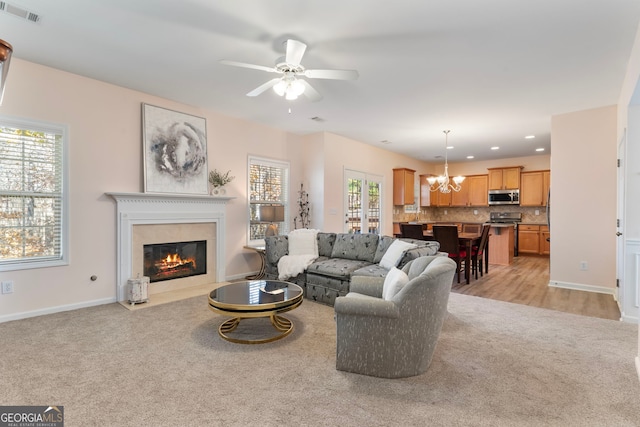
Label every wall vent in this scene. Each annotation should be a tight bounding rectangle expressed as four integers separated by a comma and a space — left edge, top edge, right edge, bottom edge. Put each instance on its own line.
0, 2, 41, 23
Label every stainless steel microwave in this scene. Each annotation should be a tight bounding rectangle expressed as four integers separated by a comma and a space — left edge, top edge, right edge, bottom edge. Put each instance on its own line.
488, 189, 520, 205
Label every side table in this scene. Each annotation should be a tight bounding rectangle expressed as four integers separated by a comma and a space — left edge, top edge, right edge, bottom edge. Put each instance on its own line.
244, 245, 266, 279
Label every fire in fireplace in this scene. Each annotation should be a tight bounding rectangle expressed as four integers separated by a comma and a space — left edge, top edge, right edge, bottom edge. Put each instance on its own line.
143, 240, 207, 283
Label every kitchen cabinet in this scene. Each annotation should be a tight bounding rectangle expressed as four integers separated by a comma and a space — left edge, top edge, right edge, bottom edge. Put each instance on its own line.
468, 174, 489, 206
540, 225, 550, 255
451, 174, 488, 207
488, 167, 522, 190
431, 188, 452, 207
419, 175, 432, 207
518, 224, 550, 255
393, 168, 415, 205
520, 170, 550, 206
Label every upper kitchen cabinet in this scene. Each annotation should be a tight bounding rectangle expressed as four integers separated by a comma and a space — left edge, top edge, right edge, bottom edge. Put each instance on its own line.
451, 174, 488, 206
393, 168, 415, 205
488, 167, 522, 190
520, 170, 550, 206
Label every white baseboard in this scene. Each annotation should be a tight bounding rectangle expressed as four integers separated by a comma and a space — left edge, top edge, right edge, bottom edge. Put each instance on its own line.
548, 280, 616, 296
620, 311, 639, 323
0, 297, 116, 324
226, 271, 255, 281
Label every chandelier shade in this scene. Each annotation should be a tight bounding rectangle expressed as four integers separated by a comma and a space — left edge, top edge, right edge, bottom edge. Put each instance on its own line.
428, 130, 465, 193
273, 74, 305, 100
0, 39, 13, 105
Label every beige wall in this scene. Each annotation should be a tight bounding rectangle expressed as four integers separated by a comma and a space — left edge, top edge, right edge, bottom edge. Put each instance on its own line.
319, 132, 433, 236
550, 106, 618, 291
447, 155, 550, 176
0, 59, 308, 319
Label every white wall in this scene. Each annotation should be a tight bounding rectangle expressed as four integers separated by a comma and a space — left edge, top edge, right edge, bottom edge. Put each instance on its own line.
550, 106, 618, 293
616, 20, 640, 376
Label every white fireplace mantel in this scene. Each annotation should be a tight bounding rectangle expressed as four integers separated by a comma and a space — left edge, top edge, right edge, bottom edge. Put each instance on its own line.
106, 192, 233, 301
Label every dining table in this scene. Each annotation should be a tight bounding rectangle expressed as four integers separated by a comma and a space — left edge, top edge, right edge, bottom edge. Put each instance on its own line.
422, 230, 485, 285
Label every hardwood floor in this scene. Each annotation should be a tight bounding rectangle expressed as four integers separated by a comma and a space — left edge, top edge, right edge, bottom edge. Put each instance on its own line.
451, 255, 621, 321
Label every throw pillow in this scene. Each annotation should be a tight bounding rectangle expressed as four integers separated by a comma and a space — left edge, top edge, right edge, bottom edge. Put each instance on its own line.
379, 240, 417, 270
382, 267, 410, 300
288, 228, 319, 257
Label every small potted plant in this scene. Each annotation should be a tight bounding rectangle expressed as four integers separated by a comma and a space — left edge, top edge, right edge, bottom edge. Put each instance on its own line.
208, 169, 234, 195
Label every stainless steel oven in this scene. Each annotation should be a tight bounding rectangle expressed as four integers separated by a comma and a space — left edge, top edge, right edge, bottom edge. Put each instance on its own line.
488, 189, 519, 205
489, 212, 522, 256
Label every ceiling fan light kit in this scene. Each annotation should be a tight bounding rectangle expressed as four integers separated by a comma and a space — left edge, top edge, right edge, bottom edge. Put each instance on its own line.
220, 39, 358, 102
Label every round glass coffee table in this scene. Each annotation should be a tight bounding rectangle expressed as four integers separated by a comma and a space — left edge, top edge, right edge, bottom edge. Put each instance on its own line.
208, 280, 303, 344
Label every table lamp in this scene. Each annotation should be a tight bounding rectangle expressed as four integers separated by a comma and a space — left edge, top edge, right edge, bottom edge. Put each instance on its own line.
259, 205, 285, 237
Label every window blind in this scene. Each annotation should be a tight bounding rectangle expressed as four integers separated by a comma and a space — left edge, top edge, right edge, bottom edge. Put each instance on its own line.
248, 156, 289, 242
0, 120, 65, 267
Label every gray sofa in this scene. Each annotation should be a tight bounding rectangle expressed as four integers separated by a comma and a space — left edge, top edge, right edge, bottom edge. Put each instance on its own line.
264, 232, 440, 306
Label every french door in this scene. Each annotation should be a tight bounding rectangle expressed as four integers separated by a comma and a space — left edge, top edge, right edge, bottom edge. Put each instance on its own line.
344, 169, 383, 234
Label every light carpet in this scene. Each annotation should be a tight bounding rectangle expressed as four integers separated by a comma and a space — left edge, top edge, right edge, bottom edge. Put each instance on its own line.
0, 293, 638, 427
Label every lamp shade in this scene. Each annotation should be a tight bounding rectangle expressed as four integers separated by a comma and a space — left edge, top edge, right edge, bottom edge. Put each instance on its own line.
0, 39, 13, 105
258, 205, 285, 222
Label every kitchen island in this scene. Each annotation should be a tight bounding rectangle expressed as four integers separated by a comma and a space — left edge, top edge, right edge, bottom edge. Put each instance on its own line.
487, 223, 515, 265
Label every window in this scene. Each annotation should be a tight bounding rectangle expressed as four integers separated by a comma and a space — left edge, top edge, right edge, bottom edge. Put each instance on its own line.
248, 156, 289, 244
344, 169, 383, 234
0, 116, 68, 271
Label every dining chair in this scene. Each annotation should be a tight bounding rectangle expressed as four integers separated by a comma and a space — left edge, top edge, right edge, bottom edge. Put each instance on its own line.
462, 223, 482, 234
471, 224, 491, 279
400, 223, 425, 240
432, 225, 466, 283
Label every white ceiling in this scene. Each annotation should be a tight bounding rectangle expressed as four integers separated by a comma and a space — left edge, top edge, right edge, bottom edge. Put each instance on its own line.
2, 0, 639, 162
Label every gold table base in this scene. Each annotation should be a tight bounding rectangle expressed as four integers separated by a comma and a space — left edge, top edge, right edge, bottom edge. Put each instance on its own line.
218, 314, 294, 344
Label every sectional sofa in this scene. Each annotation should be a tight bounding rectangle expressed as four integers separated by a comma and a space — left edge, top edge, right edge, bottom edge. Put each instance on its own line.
264, 232, 441, 306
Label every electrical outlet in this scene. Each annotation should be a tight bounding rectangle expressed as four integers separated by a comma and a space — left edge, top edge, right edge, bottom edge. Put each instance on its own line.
473, 210, 478, 215
1, 281, 14, 294
535, 209, 540, 216
579, 261, 588, 271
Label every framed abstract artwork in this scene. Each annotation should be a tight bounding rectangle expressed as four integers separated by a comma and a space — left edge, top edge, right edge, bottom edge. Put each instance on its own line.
142, 103, 208, 194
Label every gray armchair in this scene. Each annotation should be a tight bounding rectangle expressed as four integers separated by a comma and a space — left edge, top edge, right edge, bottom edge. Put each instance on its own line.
334, 256, 456, 378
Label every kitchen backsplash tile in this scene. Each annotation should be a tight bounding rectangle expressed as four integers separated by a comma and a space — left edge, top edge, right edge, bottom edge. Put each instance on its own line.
394, 206, 548, 224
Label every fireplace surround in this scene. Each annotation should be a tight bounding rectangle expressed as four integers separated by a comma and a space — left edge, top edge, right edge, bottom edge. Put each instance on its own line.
107, 192, 232, 301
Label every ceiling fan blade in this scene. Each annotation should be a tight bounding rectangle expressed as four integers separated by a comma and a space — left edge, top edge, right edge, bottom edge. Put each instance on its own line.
247, 78, 281, 97
285, 39, 307, 66
219, 59, 277, 73
303, 69, 359, 80
300, 80, 323, 102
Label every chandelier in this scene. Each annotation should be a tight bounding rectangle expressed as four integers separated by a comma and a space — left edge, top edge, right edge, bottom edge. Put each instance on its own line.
426, 130, 465, 193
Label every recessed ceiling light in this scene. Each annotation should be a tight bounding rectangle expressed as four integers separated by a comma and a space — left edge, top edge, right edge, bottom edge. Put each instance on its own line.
525, 135, 535, 139
466, 155, 475, 159
446, 146, 454, 150
491, 146, 500, 150
535, 148, 545, 152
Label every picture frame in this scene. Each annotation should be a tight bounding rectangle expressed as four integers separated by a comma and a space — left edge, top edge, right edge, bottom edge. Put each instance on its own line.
142, 103, 208, 195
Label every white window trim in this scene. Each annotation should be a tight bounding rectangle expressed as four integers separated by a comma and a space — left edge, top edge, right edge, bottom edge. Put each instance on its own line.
0, 115, 69, 272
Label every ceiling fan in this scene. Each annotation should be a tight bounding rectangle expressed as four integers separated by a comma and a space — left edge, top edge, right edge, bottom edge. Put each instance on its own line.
220, 39, 359, 102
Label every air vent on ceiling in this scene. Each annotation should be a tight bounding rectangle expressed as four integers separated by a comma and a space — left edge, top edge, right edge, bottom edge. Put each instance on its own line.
310, 116, 325, 122
0, 2, 41, 23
